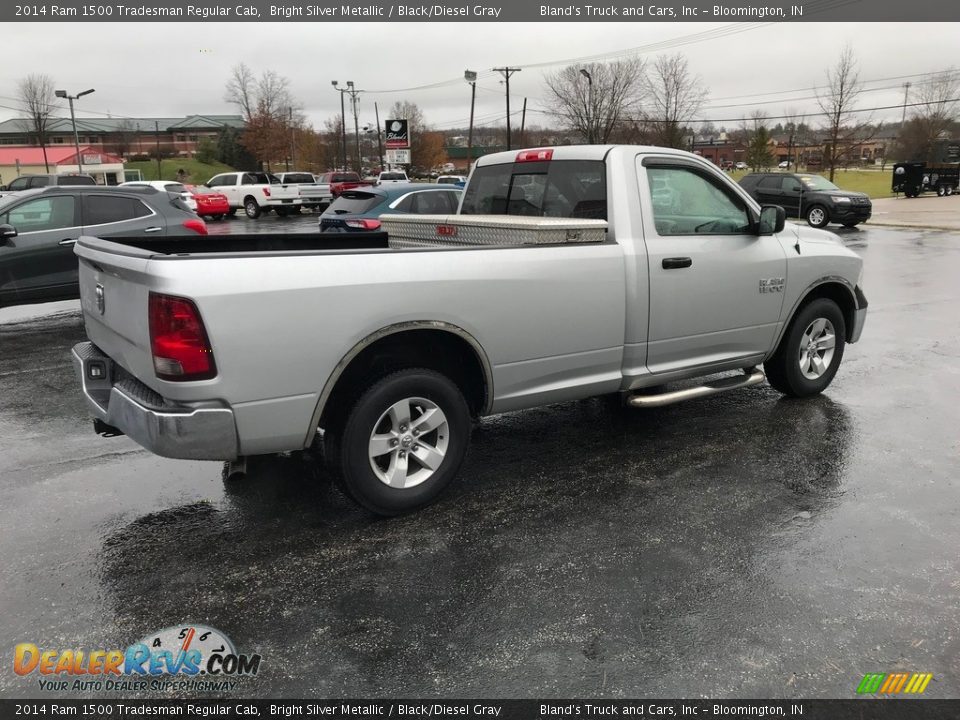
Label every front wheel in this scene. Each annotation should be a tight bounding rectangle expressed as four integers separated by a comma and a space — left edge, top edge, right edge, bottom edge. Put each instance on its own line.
806, 204, 830, 228
243, 197, 262, 219
325, 369, 472, 515
764, 298, 846, 397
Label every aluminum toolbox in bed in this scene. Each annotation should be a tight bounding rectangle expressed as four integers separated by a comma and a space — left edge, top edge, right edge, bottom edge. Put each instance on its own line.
380, 214, 608, 249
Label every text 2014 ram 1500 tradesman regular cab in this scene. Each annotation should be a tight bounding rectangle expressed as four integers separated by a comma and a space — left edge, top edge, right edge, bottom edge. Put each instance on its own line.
72, 146, 867, 515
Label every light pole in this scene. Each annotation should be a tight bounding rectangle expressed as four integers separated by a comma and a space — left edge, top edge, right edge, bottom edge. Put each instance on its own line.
55, 88, 95, 174
465, 70, 477, 173
579, 69, 593, 144
331, 80, 347, 171
347, 81, 362, 174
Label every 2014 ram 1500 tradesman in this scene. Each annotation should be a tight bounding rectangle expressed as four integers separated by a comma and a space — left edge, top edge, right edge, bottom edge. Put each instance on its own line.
72, 146, 867, 515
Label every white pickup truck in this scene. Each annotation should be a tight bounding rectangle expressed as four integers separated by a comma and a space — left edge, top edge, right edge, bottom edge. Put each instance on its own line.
204, 171, 302, 219
73, 145, 867, 515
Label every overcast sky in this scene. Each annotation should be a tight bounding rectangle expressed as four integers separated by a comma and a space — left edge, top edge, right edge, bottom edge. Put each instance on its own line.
1, 22, 957, 135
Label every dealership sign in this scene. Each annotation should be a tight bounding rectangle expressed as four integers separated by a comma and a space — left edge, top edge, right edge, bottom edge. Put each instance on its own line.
385, 119, 409, 149
386, 149, 411, 165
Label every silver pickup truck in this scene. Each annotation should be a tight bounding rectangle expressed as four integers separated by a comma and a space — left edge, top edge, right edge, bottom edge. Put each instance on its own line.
72, 145, 867, 515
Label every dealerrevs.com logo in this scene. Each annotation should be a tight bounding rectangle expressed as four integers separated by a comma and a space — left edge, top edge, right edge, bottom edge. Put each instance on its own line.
14, 625, 261, 693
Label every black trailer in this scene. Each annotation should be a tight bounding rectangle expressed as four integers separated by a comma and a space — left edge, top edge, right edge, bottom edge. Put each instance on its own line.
892, 161, 960, 197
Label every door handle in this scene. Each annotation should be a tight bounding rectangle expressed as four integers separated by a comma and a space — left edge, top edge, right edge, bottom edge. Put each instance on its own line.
58, 238, 77, 246
662, 257, 692, 269
144, 227, 162, 233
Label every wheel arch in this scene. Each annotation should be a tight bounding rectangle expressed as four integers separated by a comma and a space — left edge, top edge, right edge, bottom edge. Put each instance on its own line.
769, 278, 858, 358
305, 322, 494, 447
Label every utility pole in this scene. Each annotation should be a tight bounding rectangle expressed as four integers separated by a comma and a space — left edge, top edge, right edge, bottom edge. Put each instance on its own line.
346, 81, 362, 173
155, 120, 161, 179
55, 88, 94, 175
520, 98, 527, 148
493, 66, 521, 150
901, 82, 912, 127
287, 106, 293, 171
579, 68, 593, 143
374, 102, 384, 172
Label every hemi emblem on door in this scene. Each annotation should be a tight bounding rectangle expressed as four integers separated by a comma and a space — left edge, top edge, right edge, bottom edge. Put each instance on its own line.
95, 284, 105, 314
759, 277, 785, 293
436, 224, 457, 237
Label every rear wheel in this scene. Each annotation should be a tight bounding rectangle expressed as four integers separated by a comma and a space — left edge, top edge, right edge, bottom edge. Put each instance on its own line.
806, 204, 830, 228
244, 197, 262, 219
937, 185, 947, 197
324, 369, 471, 515
764, 298, 846, 397
946, 186, 954, 197
212, 214, 225, 221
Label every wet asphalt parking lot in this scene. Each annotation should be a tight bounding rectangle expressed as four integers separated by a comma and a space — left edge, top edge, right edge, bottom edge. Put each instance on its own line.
1, 213, 958, 700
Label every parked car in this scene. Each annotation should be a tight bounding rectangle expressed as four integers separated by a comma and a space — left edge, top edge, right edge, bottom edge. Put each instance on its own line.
119, 180, 197, 212
377, 170, 409, 185
0, 185, 206, 309
436, 175, 468, 186
734, 161, 748, 170
778, 161, 791, 169
1, 173, 96, 192
739, 172, 872, 228
205, 172, 302, 218
273, 171, 332, 209
185, 185, 230, 220
319, 183, 462, 232
71, 145, 866, 515
317, 171, 374, 199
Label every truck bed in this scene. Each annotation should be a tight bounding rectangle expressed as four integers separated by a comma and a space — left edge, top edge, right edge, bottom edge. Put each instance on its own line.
88, 232, 389, 256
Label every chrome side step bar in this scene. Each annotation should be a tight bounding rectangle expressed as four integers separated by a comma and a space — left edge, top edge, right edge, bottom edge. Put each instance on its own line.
626, 368, 766, 409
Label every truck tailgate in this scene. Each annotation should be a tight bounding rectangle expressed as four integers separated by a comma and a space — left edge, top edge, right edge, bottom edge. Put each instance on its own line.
76, 238, 159, 388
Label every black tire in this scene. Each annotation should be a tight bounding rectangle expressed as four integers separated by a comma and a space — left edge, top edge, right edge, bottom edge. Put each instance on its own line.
945, 186, 954, 197
324, 369, 471, 515
805, 204, 830, 228
275, 207, 290, 217
243, 197, 262, 219
212, 214, 224, 221
226, 208, 237, 217
764, 298, 846, 398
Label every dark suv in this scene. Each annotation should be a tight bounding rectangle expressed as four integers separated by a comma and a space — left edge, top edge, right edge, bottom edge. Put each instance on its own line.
0, 185, 206, 309
739, 172, 871, 228
1, 173, 97, 192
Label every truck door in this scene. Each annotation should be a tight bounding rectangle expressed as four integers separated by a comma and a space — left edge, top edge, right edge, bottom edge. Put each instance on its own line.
638, 157, 787, 374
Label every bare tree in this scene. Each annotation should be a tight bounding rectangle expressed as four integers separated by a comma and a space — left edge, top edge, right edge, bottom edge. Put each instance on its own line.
224, 64, 300, 167
642, 53, 708, 149
896, 68, 960, 161
543, 57, 646, 144
224, 63, 257, 122
17, 74, 56, 172
816, 45, 877, 180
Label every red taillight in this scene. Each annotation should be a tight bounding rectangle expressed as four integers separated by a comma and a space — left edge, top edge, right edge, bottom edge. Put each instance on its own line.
345, 219, 382, 230
516, 148, 554, 163
436, 224, 457, 237
182, 219, 208, 235
148, 293, 217, 381
262, 187, 271, 197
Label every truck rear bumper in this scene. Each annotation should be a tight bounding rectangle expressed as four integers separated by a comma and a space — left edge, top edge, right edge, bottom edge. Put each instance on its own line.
72, 342, 239, 461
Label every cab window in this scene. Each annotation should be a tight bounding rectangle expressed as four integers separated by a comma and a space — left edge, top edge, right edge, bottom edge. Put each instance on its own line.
647, 166, 751, 236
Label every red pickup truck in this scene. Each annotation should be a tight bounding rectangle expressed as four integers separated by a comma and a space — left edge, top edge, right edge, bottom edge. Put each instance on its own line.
318, 171, 374, 199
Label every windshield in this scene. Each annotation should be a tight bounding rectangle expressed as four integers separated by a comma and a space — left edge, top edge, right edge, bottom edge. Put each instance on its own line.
326, 191, 383, 214
798, 174, 839, 191
380, 173, 406, 181
282, 173, 315, 183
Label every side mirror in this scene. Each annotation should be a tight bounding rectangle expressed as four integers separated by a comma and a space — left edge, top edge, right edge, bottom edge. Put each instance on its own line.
0, 224, 17, 243
758, 205, 785, 235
